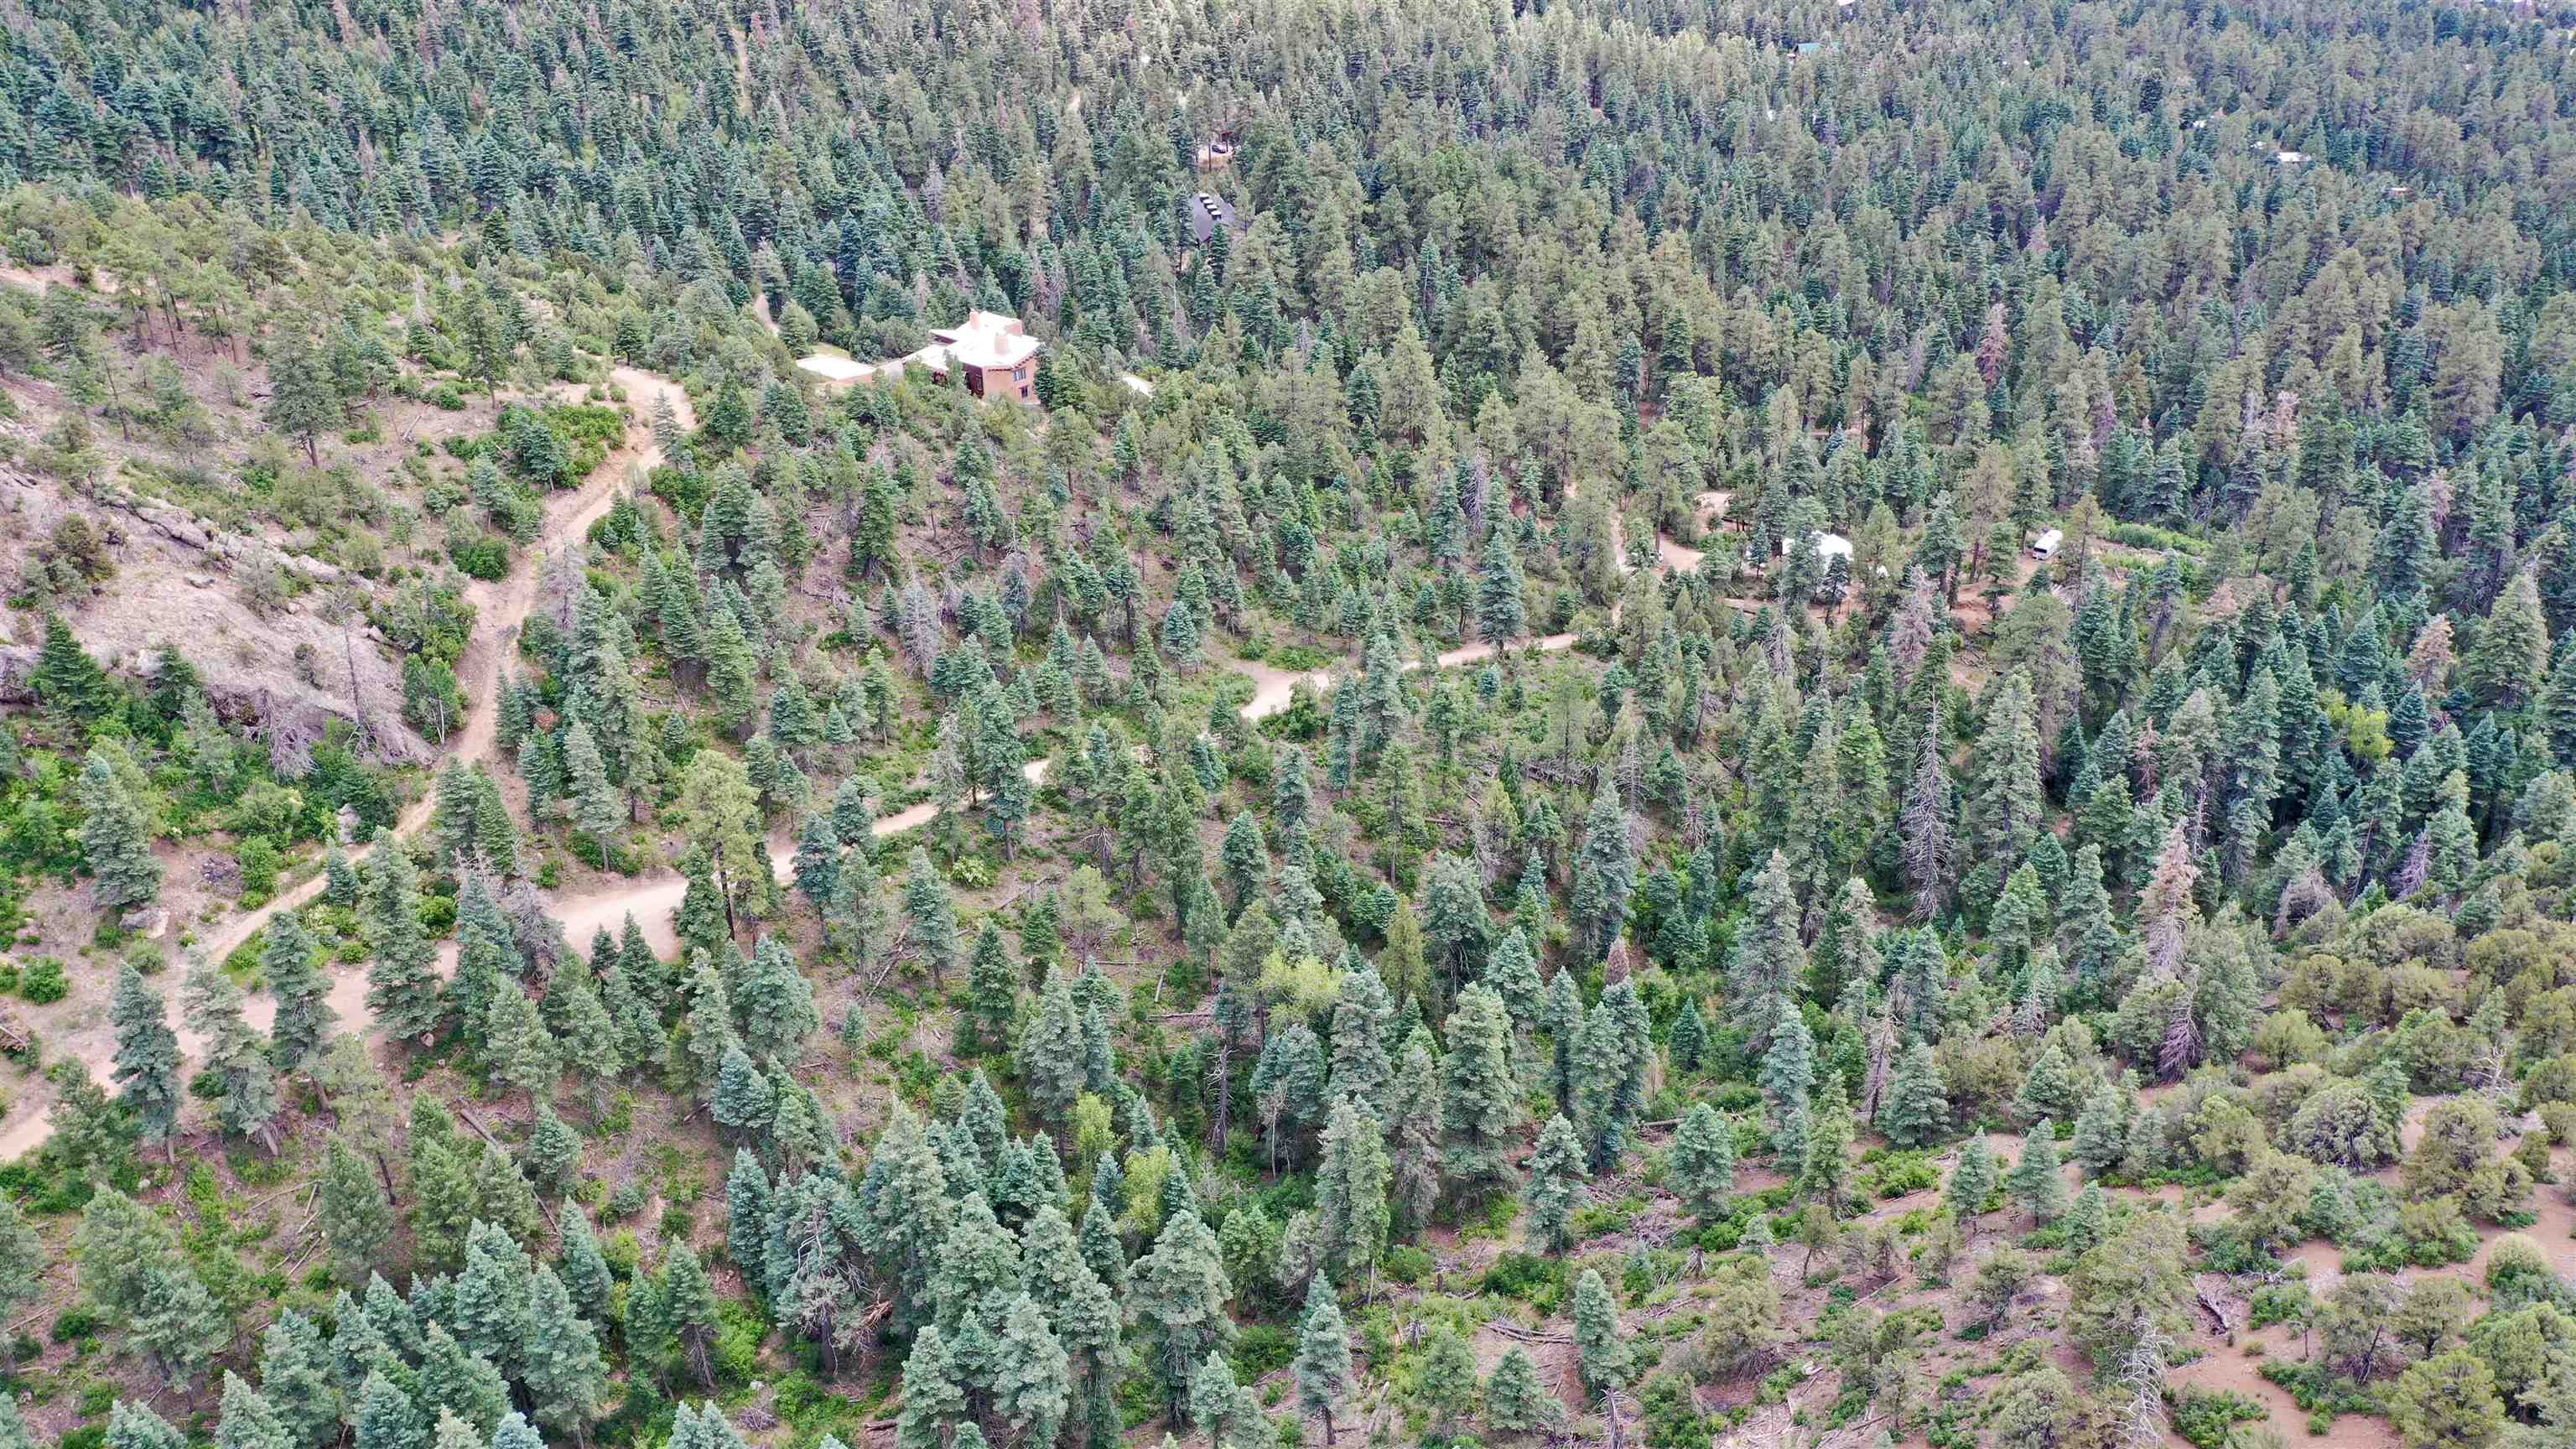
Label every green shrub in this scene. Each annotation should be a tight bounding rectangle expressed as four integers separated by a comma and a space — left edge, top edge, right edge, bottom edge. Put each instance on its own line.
1480, 1251, 1567, 1306
2247, 1284, 2313, 1330
449, 535, 510, 580
1231, 1323, 1296, 1381
2106, 522, 2203, 554
236, 837, 283, 902
713, 1300, 766, 1385
19, 956, 65, 1005
1574, 1193, 1645, 1239
1859, 1150, 1940, 1199
602, 1229, 644, 1280
2258, 1358, 2377, 1417
2166, 1386, 2268, 1448
1380, 1244, 1435, 1285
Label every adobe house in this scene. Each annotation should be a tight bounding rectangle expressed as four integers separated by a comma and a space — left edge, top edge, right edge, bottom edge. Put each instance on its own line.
919, 311, 1041, 402
792, 311, 1044, 401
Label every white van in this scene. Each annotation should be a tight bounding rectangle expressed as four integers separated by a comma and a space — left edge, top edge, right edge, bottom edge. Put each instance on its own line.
2030, 528, 2063, 559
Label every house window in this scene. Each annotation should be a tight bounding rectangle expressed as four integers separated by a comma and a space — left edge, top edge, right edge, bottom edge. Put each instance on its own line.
1014, 364, 1028, 381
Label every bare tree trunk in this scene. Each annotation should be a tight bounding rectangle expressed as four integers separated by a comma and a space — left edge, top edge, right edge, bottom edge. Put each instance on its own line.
344, 618, 373, 747
714, 846, 740, 937
1210, 1032, 1231, 1159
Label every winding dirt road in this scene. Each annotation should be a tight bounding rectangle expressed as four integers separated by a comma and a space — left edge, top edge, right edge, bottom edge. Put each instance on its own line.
544, 479, 1720, 958
0, 366, 691, 1159
552, 605, 1595, 960
0, 430, 1721, 1155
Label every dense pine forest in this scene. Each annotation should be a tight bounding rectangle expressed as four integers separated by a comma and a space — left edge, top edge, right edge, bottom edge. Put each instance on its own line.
0, 0, 2568, 1447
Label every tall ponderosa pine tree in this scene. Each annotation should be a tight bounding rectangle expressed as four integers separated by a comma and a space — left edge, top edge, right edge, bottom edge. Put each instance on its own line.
79, 745, 162, 914
1670, 1103, 1737, 1219
1311, 1100, 1390, 1289
364, 831, 445, 1041
1526, 1113, 1587, 1254
1292, 1276, 1356, 1444
1877, 1041, 1951, 1149
1437, 984, 1524, 1203
1131, 1206, 1233, 1420
111, 961, 184, 1153
1576, 977, 1652, 1171
264, 910, 337, 1073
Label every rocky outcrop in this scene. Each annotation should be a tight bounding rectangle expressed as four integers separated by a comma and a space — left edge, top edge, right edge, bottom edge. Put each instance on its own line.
0, 468, 436, 765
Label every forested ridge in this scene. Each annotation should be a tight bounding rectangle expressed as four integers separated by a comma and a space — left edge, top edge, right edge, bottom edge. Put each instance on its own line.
0, 2, 2566, 1449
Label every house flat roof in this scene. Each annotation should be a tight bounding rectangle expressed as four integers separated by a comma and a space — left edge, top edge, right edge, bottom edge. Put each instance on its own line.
928, 310, 1041, 370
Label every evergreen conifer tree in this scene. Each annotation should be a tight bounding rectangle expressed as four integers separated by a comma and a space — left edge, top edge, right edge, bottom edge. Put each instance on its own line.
1670, 1103, 1737, 1218
255, 1311, 340, 1449
558, 1210, 615, 1322
1949, 1137, 1998, 1223
1541, 968, 1583, 1114
1669, 995, 1708, 1071
32, 615, 111, 719
1132, 1206, 1233, 1420
1436, 984, 1524, 1203
1577, 977, 1652, 1171
965, 920, 1016, 1056
317, 1135, 395, 1285
352, 1374, 429, 1449
1572, 1267, 1631, 1398
1312, 1100, 1390, 1288
1485, 1347, 1565, 1431
1293, 1276, 1356, 1444
902, 847, 960, 986
79, 747, 161, 913
1526, 1113, 1587, 1254
2068, 1083, 2129, 1178
264, 911, 336, 1072
520, 1264, 610, 1443
364, 832, 445, 1041
216, 1372, 293, 1449
2007, 1122, 2068, 1223
110, 962, 183, 1153
1878, 1041, 1951, 1148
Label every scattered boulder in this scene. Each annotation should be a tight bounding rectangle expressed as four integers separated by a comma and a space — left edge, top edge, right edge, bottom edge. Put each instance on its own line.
200, 854, 242, 895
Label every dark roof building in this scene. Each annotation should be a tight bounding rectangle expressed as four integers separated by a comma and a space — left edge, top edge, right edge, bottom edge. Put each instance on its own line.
1186, 191, 1241, 244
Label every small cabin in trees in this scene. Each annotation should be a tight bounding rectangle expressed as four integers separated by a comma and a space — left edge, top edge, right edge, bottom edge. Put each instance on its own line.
1187, 191, 1242, 245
